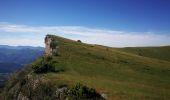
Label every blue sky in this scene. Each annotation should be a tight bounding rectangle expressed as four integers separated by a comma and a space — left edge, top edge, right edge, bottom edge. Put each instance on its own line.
0, 0, 170, 47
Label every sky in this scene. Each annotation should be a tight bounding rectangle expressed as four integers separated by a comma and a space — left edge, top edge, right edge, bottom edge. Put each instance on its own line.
0, 0, 170, 47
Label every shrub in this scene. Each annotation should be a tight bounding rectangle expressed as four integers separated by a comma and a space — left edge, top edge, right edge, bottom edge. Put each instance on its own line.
32, 57, 64, 73
67, 83, 103, 100
77, 40, 82, 43
32, 61, 55, 73
32, 57, 56, 73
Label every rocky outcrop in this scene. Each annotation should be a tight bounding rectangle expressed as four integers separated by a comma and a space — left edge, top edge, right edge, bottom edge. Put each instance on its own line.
45, 35, 59, 57
17, 93, 29, 100
55, 87, 68, 99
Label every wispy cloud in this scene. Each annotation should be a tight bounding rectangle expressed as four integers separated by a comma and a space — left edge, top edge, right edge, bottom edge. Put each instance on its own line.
0, 22, 170, 47
0, 38, 43, 47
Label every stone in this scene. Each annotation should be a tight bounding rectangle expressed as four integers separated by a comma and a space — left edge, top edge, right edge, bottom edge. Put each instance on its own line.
55, 87, 68, 99
45, 35, 58, 57
17, 93, 29, 100
101, 93, 107, 99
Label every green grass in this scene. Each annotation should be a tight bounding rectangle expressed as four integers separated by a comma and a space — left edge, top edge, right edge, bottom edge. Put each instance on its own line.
41, 36, 170, 100
117, 46, 170, 61
3, 35, 170, 100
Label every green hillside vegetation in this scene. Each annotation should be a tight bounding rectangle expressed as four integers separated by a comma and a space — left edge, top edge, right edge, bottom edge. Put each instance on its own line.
1, 35, 170, 100
117, 46, 170, 62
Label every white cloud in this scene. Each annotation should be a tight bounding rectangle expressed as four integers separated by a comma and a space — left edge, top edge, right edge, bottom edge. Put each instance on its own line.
0, 38, 44, 47
0, 22, 170, 47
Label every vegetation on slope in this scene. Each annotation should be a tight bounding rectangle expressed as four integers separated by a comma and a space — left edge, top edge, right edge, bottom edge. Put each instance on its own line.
117, 46, 170, 61
1, 35, 170, 100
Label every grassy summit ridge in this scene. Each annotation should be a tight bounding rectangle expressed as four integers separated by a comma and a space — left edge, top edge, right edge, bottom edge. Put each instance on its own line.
2, 35, 170, 100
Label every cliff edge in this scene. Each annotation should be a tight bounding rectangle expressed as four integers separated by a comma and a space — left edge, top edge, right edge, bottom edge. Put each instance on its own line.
45, 35, 59, 57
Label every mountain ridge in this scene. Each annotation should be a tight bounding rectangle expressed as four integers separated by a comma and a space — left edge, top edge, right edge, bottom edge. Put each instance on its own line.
1, 35, 170, 100
0, 45, 44, 50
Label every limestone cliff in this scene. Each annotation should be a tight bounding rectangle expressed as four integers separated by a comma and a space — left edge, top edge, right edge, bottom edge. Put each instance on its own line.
45, 35, 59, 57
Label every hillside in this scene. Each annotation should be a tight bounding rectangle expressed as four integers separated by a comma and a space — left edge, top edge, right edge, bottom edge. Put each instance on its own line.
1, 35, 170, 100
117, 46, 170, 62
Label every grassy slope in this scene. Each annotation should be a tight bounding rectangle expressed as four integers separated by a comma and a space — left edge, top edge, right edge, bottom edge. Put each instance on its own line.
116, 46, 170, 62
40, 36, 170, 100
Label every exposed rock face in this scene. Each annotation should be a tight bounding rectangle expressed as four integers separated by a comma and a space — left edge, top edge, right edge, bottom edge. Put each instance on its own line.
17, 93, 29, 100
55, 87, 68, 99
45, 35, 58, 57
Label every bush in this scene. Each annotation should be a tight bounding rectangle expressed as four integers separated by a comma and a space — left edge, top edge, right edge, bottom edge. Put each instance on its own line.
67, 83, 103, 100
32, 61, 55, 73
77, 40, 82, 43
32, 57, 64, 73
32, 57, 56, 73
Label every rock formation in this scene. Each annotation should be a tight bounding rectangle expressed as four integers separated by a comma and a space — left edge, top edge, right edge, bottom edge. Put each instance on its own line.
45, 35, 58, 56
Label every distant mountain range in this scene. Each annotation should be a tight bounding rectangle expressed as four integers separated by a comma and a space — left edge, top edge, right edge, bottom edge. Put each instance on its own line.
0, 45, 44, 89
0, 45, 44, 73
